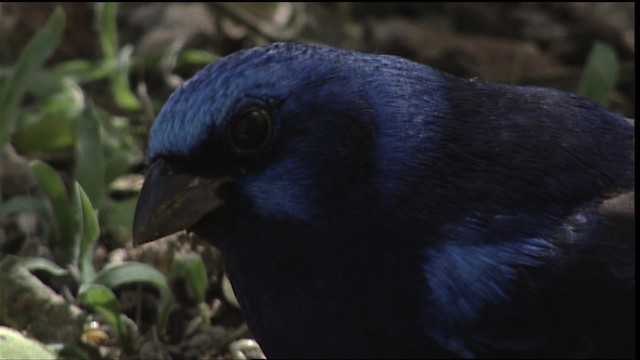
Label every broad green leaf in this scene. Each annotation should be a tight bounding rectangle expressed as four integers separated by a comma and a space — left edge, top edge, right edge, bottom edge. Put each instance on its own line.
88, 262, 174, 327
75, 104, 105, 208
578, 41, 619, 106
0, 326, 56, 360
11, 116, 75, 153
29, 160, 75, 249
11, 78, 84, 154
74, 182, 99, 283
77, 284, 126, 344
0, 7, 65, 147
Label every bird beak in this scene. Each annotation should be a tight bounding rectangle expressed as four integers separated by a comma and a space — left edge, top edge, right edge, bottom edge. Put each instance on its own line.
133, 159, 229, 245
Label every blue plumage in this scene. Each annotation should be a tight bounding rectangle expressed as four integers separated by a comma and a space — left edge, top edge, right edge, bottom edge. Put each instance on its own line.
134, 43, 635, 358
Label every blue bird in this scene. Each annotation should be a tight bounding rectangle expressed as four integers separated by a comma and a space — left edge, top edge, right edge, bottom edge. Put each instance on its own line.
133, 43, 635, 358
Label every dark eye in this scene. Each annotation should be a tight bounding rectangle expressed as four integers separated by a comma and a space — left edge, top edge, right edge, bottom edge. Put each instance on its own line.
228, 108, 272, 154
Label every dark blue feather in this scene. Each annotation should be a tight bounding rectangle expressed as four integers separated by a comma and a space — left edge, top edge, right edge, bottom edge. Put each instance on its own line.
136, 42, 635, 358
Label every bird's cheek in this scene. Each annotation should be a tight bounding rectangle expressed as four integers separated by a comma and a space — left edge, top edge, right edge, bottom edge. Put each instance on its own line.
240, 175, 319, 224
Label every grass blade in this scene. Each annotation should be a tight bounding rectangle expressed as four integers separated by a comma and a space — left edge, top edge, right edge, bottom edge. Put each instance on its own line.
0, 7, 65, 146
578, 41, 619, 106
75, 103, 105, 209
89, 262, 175, 328
74, 182, 99, 283
29, 160, 75, 251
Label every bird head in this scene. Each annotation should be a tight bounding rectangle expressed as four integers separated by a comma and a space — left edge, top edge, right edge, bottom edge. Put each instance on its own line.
136, 43, 395, 242
133, 43, 451, 356
134, 42, 456, 250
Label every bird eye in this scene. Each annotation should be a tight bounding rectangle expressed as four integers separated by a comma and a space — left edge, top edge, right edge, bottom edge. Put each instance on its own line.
228, 108, 272, 154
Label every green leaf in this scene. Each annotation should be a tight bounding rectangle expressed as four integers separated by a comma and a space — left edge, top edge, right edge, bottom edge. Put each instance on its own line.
171, 251, 210, 324
105, 151, 138, 187
101, 113, 142, 185
171, 251, 208, 303
112, 45, 141, 110
96, 3, 119, 58
75, 103, 105, 208
29, 160, 75, 250
88, 262, 174, 328
578, 41, 619, 106
222, 274, 240, 309
74, 182, 99, 283
15, 74, 85, 117
53, 57, 119, 84
11, 116, 75, 154
37, 77, 86, 120
24, 257, 70, 277
95, 3, 140, 110
52, 59, 98, 79
11, 76, 84, 154
77, 284, 127, 345
0, 195, 51, 225
178, 49, 220, 65
46, 344, 91, 360
102, 196, 138, 246
0, 7, 65, 147
0, 326, 56, 360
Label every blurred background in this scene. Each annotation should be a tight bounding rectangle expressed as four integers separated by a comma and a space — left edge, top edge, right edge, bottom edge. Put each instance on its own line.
0, 3, 635, 359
